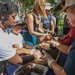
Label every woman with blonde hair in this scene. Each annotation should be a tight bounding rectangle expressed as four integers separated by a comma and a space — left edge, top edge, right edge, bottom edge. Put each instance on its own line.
33, 0, 47, 19
23, 0, 47, 48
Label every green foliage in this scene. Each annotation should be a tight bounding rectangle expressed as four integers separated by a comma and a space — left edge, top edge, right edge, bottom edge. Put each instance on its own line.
18, 0, 34, 6
46, 0, 57, 4
15, 0, 58, 15
14, 0, 34, 14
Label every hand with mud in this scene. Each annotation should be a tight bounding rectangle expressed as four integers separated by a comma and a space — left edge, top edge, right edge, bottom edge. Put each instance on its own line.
39, 42, 51, 50
43, 34, 53, 42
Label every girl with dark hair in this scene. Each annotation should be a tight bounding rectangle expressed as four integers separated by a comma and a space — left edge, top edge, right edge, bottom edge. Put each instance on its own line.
0, 0, 41, 66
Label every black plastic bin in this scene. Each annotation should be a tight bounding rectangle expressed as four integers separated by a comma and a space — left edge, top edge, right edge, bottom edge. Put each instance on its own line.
13, 63, 49, 75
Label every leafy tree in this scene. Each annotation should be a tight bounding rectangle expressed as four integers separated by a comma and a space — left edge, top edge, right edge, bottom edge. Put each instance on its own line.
14, 0, 58, 15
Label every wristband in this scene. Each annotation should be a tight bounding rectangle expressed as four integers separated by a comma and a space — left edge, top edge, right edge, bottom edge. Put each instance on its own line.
22, 55, 35, 65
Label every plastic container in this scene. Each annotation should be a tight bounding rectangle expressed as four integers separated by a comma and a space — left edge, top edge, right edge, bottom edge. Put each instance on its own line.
13, 63, 49, 75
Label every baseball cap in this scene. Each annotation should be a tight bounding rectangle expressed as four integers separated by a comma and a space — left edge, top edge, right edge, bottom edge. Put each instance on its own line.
45, 3, 53, 10
60, 0, 75, 13
53, 0, 65, 12
14, 19, 25, 26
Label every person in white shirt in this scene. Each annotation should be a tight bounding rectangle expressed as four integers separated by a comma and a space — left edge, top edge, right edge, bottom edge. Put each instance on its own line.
7, 19, 37, 75
9, 19, 32, 49
0, 0, 41, 66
